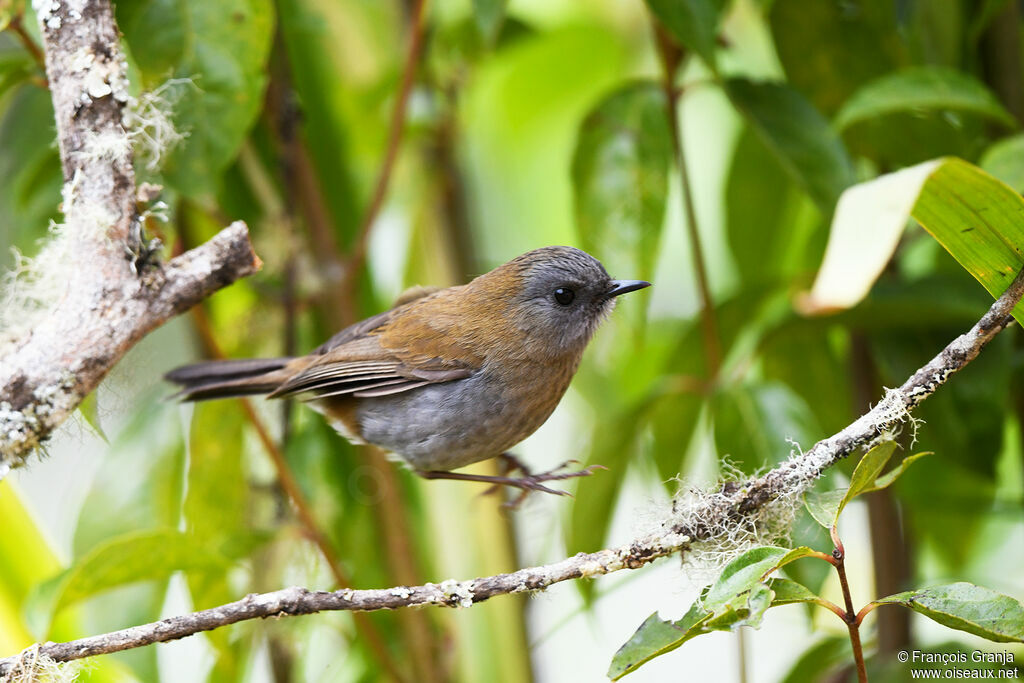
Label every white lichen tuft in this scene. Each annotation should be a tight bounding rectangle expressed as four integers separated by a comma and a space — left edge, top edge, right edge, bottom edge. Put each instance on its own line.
0, 374, 76, 465
1, 221, 75, 355
3, 645, 82, 682
653, 462, 806, 587
32, 0, 62, 30
78, 129, 132, 164
124, 80, 190, 172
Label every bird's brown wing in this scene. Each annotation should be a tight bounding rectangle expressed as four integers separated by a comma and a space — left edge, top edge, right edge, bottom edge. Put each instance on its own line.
271, 287, 477, 400
313, 286, 442, 354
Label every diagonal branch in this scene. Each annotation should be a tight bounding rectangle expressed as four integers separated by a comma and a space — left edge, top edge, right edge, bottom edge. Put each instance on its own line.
3, 265, 1023, 676
344, 0, 428, 280
0, 0, 259, 472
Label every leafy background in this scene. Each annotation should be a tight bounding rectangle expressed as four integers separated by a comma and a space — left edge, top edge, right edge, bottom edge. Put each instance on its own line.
2, 0, 1024, 681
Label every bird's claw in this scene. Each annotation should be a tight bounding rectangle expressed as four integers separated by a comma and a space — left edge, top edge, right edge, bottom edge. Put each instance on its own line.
485, 454, 607, 509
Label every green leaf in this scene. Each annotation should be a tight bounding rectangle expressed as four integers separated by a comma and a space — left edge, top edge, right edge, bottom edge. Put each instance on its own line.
768, 0, 907, 116
844, 441, 897, 505
875, 582, 1024, 643
803, 442, 897, 528
804, 489, 845, 529
724, 78, 855, 214
912, 159, 1024, 325
77, 392, 108, 443
608, 601, 712, 680
184, 402, 249, 542
980, 133, 1024, 194
834, 67, 1016, 132
471, 0, 507, 42
643, 0, 725, 69
25, 529, 226, 637
863, 451, 931, 493
607, 577, 821, 680
705, 546, 819, 610
118, 0, 275, 195
724, 126, 823, 289
572, 81, 671, 283
769, 578, 822, 606
779, 636, 851, 683
807, 158, 1024, 325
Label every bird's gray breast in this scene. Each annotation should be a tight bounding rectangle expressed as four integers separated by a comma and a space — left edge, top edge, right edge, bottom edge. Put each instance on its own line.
352, 371, 537, 471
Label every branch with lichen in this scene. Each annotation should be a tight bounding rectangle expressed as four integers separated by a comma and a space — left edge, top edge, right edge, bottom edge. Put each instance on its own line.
0, 0, 259, 473
2, 266, 1022, 677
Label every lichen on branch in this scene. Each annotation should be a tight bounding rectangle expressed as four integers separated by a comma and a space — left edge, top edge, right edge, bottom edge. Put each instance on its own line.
0, 0, 258, 472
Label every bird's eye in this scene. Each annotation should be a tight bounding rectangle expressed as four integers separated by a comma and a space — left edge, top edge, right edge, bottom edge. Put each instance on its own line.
553, 287, 575, 306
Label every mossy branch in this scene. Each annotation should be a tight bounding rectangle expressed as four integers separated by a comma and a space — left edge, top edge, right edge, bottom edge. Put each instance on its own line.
2, 265, 1022, 676
0, 0, 259, 472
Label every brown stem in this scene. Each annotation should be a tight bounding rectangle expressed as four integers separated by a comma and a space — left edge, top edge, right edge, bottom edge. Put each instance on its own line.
261, 43, 353, 329
9, 15, 47, 76
815, 597, 849, 621
266, 13, 444, 677
653, 24, 721, 377
345, 0, 428, 280
805, 549, 840, 566
368, 447, 444, 683
832, 528, 868, 683
851, 333, 912, 656
856, 601, 882, 627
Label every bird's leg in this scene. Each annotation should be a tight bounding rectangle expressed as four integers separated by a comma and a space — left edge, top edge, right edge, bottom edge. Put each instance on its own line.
416, 454, 605, 509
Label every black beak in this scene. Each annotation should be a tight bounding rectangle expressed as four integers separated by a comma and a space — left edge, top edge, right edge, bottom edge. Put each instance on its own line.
604, 279, 652, 299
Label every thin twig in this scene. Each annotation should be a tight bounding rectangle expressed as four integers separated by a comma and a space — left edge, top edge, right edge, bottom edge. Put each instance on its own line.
831, 529, 867, 683
344, 0, 428, 279
187, 305, 406, 683
653, 24, 722, 376
9, 15, 47, 75
261, 26, 443, 679
4, 265, 1024, 673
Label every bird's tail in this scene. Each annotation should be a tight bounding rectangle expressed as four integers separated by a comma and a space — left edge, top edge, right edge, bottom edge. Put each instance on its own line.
164, 358, 296, 401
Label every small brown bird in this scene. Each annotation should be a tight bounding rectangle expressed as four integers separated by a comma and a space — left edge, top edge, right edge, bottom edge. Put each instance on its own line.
165, 246, 650, 501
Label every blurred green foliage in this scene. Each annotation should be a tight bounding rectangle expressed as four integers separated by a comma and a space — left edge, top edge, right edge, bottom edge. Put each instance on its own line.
2, 0, 1024, 681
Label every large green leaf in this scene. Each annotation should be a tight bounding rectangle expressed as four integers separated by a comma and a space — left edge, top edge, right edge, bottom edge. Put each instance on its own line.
807, 158, 1024, 324
874, 582, 1024, 643
643, 0, 725, 69
911, 160, 1024, 324
834, 67, 1016, 132
724, 79, 855, 214
704, 546, 819, 611
724, 126, 824, 289
25, 529, 226, 637
608, 577, 820, 680
117, 0, 274, 196
768, 0, 907, 116
572, 81, 671, 283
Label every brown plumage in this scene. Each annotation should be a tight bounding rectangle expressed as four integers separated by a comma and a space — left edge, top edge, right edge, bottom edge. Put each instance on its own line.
165, 246, 650, 492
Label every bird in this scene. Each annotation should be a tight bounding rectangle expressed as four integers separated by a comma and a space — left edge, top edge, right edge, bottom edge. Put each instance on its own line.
165, 246, 650, 503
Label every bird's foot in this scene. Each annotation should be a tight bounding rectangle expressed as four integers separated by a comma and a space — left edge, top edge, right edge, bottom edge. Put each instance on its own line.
417, 454, 606, 509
